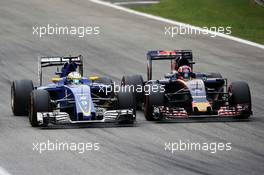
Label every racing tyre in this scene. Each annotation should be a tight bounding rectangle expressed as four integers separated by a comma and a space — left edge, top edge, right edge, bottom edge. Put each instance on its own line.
11, 80, 33, 116
94, 77, 113, 85
121, 75, 144, 108
144, 84, 165, 121
29, 90, 51, 127
94, 77, 113, 97
117, 86, 136, 124
229, 81, 252, 119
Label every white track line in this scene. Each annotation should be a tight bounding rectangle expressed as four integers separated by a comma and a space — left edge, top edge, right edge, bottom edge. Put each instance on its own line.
90, 0, 264, 50
114, 1, 159, 5
0, 167, 11, 175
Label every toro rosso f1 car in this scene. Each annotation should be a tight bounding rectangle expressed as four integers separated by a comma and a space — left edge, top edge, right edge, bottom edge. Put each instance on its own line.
11, 55, 136, 127
121, 50, 252, 121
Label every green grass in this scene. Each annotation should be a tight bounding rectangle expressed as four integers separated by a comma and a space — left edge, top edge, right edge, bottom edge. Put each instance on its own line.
134, 0, 264, 44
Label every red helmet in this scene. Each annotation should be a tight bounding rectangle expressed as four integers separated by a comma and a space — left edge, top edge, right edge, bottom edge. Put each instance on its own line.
178, 65, 192, 80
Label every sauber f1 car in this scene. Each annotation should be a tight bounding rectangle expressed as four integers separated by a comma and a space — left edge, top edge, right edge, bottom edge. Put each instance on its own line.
121, 50, 252, 121
11, 55, 136, 127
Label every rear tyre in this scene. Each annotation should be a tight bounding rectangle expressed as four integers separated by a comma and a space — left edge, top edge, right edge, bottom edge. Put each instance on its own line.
117, 86, 136, 124
229, 81, 252, 119
121, 75, 144, 108
11, 80, 33, 116
29, 90, 51, 127
94, 77, 113, 97
144, 84, 165, 121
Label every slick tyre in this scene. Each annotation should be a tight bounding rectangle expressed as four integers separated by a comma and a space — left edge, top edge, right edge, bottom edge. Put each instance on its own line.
11, 80, 33, 116
229, 81, 252, 119
144, 84, 165, 121
94, 77, 113, 97
29, 90, 51, 127
121, 75, 144, 108
117, 86, 136, 124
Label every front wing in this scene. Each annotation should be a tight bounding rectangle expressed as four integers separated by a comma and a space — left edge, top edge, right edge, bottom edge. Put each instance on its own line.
157, 105, 251, 119
37, 109, 135, 125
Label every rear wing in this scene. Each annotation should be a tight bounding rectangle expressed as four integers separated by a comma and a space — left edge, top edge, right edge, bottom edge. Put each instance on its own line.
146, 50, 194, 80
38, 55, 83, 86
147, 50, 193, 61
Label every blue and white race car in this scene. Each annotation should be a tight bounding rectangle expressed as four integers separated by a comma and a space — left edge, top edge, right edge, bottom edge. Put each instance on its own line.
11, 55, 136, 127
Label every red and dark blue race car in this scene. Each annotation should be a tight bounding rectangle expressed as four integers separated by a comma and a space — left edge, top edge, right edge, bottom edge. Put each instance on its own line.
121, 50, 252, 121
11, 55, 136, 127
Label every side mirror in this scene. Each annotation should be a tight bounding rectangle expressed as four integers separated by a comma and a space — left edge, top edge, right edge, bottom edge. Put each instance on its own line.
89, 76, 99, 82
52, 77, 62, 83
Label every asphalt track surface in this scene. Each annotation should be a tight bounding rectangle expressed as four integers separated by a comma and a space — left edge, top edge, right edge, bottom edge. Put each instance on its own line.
0, 0, 264, 174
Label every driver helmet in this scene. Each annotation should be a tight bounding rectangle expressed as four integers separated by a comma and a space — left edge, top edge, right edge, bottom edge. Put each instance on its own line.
178, 65, 192, 81
67, 72, 82, 85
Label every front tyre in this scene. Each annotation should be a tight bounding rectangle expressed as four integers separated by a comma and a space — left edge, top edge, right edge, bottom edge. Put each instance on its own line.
29, 90, 51, 127
117, 86, 136, 124
229, 81, 252, 119
11, 80, 33, 116
144, 84, 165, 121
